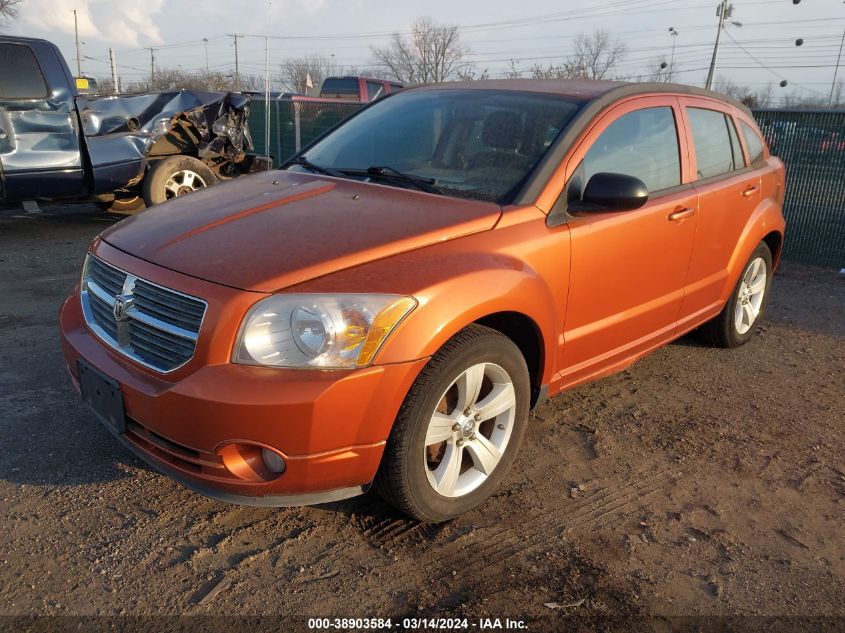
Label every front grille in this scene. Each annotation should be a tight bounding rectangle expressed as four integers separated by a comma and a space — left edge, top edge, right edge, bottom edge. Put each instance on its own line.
80, 255, 207, 373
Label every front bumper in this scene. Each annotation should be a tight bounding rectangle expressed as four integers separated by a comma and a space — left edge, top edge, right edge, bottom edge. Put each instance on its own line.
60, 291, 427, 506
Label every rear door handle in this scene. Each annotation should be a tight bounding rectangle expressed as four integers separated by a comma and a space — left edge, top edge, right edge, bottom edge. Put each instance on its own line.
742, 185, 759, 197
668, 207, 696, 221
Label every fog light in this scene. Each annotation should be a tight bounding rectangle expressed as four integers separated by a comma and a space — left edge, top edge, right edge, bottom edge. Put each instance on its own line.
261, 448, 286, 473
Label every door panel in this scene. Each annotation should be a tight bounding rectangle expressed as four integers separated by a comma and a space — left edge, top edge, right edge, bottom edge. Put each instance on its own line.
676, 100, 762, 325
553, 97, 697, 387
563, 187, 697, 382
0, 42, 84, 202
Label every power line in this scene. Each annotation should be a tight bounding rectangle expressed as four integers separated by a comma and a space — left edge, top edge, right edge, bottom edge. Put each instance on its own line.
722, 29, 828, 96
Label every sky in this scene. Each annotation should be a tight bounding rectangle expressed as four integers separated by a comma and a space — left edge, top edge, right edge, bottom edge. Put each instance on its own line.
4, 0, 845, 103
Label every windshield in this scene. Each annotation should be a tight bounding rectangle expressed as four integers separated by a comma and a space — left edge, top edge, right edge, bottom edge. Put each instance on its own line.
291, 89, 583, 203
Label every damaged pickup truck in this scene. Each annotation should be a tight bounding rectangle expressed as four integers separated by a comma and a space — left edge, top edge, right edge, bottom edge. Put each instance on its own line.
0, 36, 269, 213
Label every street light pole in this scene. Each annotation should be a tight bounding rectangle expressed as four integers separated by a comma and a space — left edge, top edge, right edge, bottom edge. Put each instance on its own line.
705, 0, 729, 90
669, 27, 679, 79
203, 38, 209, 73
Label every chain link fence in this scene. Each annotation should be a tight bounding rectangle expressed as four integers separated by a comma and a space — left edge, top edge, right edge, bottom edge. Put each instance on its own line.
248, 97, 363, 167
247, 99, 843, 268
753, 109, 844, 268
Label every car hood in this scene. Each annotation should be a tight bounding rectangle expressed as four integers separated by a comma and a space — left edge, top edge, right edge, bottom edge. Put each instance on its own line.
100, 170, 501, 292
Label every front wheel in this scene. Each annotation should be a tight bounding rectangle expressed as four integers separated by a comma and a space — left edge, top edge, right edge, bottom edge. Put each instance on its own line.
698, 242, 773, 348
142, 156, 217, 207
374, 325, 530, 522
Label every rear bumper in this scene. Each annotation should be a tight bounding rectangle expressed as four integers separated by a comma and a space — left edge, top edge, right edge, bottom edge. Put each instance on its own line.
60, 292, 427, 505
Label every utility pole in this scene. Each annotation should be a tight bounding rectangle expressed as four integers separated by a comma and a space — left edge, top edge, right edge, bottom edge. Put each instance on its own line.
830, 24, 845, 107
232, 34, 241, 91
203, 38, 209, 73
109, 47, 119, 95
265, 35, 271, 164
148, 47, 156, 89
705, 0, 730, 90
73, 9, 82, 76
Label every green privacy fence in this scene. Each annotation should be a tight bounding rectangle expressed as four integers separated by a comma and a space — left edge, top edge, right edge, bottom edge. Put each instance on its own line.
247, 99, 843, 267
248, 97, 363, 166
753, 109, 844, 268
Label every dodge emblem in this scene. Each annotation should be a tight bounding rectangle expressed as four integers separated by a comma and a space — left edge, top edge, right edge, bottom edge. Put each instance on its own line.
113, 295, 131, 322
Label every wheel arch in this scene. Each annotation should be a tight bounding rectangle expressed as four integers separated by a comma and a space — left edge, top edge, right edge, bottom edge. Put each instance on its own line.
474, 311, 546, 408
375, 263, 560, 401
721, 201, 786, 302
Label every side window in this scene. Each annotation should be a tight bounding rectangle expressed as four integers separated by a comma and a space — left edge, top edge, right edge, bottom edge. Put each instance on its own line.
688, 107, 739, 179
0, 44, 48, 99
366, 81, 384, 102
740, 121, 765, 164
581, 106, 681, 194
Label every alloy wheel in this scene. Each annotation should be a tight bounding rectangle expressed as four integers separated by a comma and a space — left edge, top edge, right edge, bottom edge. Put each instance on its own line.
424, 362, 517, 498
734, 256, 767, 335
164, 170, 207, 199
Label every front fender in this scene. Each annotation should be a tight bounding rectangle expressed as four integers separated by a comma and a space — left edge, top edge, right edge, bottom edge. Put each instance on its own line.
374, 254, 560, 385
721, 198, 786, 302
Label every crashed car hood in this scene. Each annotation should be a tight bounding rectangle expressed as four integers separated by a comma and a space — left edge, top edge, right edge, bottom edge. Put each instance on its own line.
100, 170, 501, 292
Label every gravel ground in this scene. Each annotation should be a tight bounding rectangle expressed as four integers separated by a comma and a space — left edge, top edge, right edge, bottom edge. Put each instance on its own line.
0, 203, 843, 630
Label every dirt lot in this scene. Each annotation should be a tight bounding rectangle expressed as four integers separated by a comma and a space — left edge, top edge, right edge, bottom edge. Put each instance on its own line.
0, 204, 843, 630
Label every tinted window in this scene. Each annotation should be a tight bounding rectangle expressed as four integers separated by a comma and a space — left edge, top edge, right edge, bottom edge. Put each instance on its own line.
740, 121, 765, 164
688, 108, 738, 179
299, 89, 583, 203
0, 44, 48, 99
320, 78, 359, 99
582, 107, 681, 193
366, 81, 384, 101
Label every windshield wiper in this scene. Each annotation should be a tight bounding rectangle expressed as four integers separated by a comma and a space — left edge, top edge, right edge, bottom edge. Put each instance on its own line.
289, 156, 344, 178
360, 165, 445, 195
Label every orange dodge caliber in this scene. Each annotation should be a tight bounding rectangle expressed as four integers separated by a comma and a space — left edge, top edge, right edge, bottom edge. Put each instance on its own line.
60, 80, 786, 521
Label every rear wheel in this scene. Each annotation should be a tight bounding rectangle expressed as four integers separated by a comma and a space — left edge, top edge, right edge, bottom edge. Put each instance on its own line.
698, 242, 773, 348
374, 325, 530, 522
142, 156, 217, 206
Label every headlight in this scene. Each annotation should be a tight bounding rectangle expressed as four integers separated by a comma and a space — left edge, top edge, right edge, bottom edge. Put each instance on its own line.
233, 294, 417, 369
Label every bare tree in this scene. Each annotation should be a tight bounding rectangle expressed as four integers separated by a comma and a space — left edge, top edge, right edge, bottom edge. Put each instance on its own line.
456, 67, 489, 81
278, 55, 340, 95
713, 76, 782, 108
646, 56, 674, 83
502, 59, 522, 79
0, 0, 21, 27
371, 16, 471, 84
565, 30, 627, 80
526, 30, 626, 81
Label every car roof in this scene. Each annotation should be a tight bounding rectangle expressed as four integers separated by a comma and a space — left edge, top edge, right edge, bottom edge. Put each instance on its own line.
410, 79, 751, 115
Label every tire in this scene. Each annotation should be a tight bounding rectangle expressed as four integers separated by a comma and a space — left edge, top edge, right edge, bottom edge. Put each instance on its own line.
142, 156, 217, 207
94, 193, 146, 215
698, 242, 773, 348
374, 325, 530, 522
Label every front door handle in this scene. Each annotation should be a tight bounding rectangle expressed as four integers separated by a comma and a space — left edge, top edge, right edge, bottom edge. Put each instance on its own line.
742, 185, 759, 197
668, 207, 696, 221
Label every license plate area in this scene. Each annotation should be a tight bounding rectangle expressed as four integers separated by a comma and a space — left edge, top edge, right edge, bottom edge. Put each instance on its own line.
77, 360, 126, 434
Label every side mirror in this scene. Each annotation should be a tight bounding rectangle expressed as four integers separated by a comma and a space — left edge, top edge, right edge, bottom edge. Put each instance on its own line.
569, 172, 649, 212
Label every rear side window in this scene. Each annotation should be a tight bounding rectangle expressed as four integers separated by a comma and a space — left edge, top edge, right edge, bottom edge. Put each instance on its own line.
582, 106, 681, 193
688, 107, 740, 179
0, 44, 48, 99
366, 81, 385, 101
740, 121, 765, 164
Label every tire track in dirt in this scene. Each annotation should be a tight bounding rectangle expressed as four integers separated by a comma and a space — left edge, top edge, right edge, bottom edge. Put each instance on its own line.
447, 467, 678, 585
